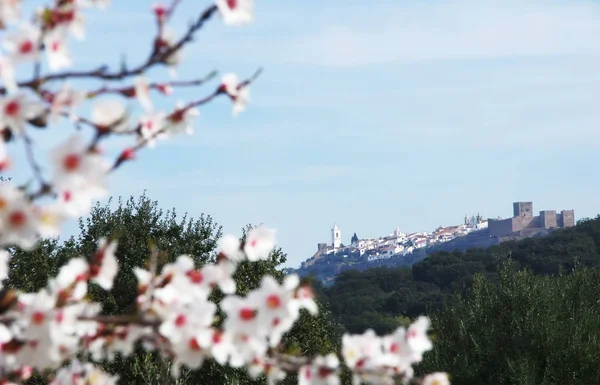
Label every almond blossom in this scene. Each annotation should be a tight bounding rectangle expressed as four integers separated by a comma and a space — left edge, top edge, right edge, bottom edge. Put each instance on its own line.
298, 354, 340, 385
55, 184, 104, 218
0, 92, 45, 135
138, 111, 167, 148
196, 328, 235, 366
159, 29, 182, 77
216, 0, 254, 26
52, 4, 86, 41
89, 237, 118, 290
50, 135, 108, 185
76, 0, 111, 10
218, 233, 245, 262
247, 275, 299, 346
49, 135, 110, 218
43, 29, 72, 71
220, 294, 264, 337
406, 316, 434, 359
166, 102, 198, 136
0, 54, 17, 94
2, 23, 41, 63
0, 185, 39, 249
342, 329, 385, 371
0, 248, 9, 288
247, 357, 287, 385
91, 99, 129, 133
0, 0, 21, 27
50, 360, 119, 385
244, 224, 276, 261
134, 76, 153, 112
0, 137, 10, 170
292, 283, 319, 316
33, 204, 66, 239
47, 84, 86, 124
50, 257, 89, 302
221, 73, 250, 117
423, 372, 451, 385
201, 260, 237, 294
159, 301, 216, 345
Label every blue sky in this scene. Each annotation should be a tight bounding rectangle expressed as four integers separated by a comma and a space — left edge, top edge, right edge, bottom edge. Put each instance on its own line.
9, 0, 600, 267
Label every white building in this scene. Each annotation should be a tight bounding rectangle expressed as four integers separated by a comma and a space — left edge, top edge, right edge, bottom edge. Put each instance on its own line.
332, 223, 341, 250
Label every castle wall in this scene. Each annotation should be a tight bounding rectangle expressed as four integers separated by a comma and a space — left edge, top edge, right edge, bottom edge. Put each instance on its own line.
539, 210, 557, 229
488, 218, 515, 237
489, 214, 539, 237
513, 215, 538, 231
489, 202, 575, 237
561, 210, 575, 227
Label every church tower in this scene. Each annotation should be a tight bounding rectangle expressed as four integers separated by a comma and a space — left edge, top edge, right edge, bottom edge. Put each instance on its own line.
332, 224, 341, 250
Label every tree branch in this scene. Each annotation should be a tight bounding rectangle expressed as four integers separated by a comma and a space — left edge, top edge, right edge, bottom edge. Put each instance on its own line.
1, 5, 219, 94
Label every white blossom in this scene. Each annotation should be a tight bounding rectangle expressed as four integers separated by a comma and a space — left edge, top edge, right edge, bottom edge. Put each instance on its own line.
138, 111, 167, 148
0, 248, 9, 289
3, 23, 41, 63
0, 54, 17, 95
166, 101, 198, 136
90, 237, 118, 290
134, 76, 153, 112
244, 225, 276, 261
423, 372, 451, 385
216, 0, 254, 26
0, 0, 21, 27
221, 73, 250, 117
91, 99, 129, 132
0, 92, 45, 135
43, 28, 72, 71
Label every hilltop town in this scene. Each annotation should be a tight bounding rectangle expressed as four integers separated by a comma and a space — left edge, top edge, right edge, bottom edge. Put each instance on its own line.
298, 201, 575, 274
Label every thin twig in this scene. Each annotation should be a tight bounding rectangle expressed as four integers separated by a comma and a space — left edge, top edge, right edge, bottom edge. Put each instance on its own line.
85, 70, 218, 98
1, 5, 219, 94
107, 67, 263, 172
21, 133, 49, 190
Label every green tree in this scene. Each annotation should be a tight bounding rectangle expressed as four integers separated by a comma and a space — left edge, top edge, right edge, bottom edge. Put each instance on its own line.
420, 261, 600, 385
10, 193, 343, 385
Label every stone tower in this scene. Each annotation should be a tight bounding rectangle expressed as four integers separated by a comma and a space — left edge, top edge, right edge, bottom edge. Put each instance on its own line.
332, 224, 341, 250
513, 202, 533, 218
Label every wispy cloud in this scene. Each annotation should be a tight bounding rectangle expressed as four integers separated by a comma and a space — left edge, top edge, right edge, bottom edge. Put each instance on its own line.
197, 1, 600, 67
294, 1, 600, 66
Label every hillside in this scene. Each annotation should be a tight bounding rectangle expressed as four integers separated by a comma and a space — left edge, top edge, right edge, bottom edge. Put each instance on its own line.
296, 225, 557, 283
315, 215, 600, 335
314, 215, 600, 385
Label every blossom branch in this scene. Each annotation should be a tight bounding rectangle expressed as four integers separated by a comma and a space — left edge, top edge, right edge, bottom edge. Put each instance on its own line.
1, 4, 219, 95
109, 68, 263, 171
0, 1, 451, 384
85, 70, 218, 98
